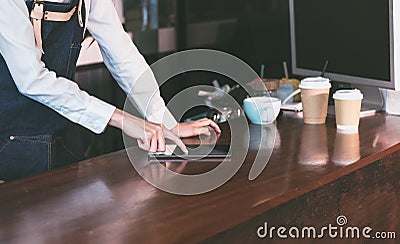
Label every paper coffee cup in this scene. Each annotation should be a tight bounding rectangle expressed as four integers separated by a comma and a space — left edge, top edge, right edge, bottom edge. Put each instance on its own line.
333, 89, 363, 133
299, 77, 331, 124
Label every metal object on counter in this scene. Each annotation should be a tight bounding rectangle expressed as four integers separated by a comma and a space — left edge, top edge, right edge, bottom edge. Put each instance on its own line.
207, 107, 243, 123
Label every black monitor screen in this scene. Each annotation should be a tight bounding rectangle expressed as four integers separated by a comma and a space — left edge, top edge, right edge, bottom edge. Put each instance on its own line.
292, 0, 391, 82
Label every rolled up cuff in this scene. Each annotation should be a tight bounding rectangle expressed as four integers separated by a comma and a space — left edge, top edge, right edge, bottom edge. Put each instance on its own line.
77, 97, 116, 134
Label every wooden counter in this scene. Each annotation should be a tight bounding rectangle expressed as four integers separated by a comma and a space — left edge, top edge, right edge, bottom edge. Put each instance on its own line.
0, 112, 399, 243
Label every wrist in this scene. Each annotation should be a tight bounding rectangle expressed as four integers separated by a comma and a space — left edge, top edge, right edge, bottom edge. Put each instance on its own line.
171, 123, 180, 136
109, 108, 124, 129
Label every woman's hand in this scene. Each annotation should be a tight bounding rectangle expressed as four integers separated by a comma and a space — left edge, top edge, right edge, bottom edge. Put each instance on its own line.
171, 118, 221, 138
109, 109, 187, 153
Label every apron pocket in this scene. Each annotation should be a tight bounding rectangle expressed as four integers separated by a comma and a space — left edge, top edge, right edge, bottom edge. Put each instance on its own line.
0, 135, 53, 181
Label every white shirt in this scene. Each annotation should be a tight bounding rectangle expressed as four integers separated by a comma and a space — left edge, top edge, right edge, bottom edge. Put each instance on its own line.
44, 0, 71, 2
0, 0, 177, 134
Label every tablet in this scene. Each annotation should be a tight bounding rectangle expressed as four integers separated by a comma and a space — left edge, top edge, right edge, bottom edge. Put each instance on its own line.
148, 144, 231, 162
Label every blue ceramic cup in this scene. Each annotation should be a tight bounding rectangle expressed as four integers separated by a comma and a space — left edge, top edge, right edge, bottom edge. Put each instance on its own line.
243, 97, 281, 124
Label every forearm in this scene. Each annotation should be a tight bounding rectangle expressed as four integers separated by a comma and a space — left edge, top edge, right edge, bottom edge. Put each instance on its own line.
87, 0, 177, 128
108, 108, 187, 153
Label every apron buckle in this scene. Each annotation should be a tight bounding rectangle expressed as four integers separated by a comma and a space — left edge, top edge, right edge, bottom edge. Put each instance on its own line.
31, 1, 45, 21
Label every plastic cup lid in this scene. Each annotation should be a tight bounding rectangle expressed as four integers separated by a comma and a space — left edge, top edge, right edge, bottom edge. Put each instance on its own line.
333, 89, 364, 100
299, 76, 331, 89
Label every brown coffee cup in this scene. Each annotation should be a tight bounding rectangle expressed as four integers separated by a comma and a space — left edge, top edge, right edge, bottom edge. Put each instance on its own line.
333, 89, 363, 133
299, 77, 331, 124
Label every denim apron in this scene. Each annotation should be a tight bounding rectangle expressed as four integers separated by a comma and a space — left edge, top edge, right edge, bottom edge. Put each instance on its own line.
0, 0, 86, 181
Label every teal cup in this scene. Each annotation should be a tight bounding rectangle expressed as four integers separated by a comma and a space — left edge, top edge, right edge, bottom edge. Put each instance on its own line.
243, 97, 281, 124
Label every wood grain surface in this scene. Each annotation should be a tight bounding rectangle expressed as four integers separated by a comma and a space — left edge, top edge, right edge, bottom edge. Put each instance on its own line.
0, 112, 399, 243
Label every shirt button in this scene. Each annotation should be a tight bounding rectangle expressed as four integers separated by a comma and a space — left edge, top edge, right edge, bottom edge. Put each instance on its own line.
9, 136, 15, 140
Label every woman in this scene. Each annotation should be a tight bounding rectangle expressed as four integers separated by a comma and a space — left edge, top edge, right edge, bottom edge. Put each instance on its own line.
0, 0, 220, 181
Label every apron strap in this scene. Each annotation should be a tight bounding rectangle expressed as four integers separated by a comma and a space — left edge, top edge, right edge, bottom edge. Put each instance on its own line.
30, 1, 44, 53
30, 0, 83, 54
78, 0, 84, 27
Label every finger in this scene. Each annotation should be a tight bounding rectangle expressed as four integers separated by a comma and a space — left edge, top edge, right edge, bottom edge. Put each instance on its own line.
196, 119, 221, 133
198, 126, 211, 136
197, 118, 209, 122
194, 119, 221, 133
149, 134, 158, 153
157, 129, 166, 152
207, 119, 221, 133
194, 119, 215, 127
143, 124, 154, 150
164, 129, 188, 154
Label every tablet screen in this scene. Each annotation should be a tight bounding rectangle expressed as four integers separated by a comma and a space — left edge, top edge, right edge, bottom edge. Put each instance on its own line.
148, 144, 231, 162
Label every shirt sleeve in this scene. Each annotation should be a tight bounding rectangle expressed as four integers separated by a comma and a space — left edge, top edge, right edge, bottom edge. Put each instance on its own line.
86, 0, 178, 129
0, 0, 116, 134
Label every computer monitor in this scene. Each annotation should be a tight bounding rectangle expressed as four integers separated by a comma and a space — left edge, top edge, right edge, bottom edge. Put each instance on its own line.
289, 0, 400, 112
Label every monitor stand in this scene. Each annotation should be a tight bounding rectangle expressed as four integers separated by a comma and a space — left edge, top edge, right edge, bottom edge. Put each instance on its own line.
327, 85, 384, 118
